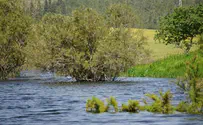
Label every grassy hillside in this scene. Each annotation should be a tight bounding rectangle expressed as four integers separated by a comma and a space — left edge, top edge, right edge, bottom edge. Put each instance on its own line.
127, 51, 203, 78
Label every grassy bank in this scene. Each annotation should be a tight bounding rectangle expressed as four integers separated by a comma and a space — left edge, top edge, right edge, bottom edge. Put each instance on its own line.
127, 51, 203, 78
134, 29, 197, 61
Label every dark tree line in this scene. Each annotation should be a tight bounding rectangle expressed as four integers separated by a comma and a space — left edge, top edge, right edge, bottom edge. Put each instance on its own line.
24, 0, 203, 29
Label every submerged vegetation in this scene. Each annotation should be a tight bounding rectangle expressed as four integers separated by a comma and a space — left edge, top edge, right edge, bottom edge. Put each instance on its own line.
176, 55, 203, 114
121, 100, 141, 113
86, 96, 107, 113
86, 91, 174, 114
86, 56, 203, 114
86, 89, 202, 114
144, 90, 174, 114
106, 96, 119, 112
86, 96, 118, 113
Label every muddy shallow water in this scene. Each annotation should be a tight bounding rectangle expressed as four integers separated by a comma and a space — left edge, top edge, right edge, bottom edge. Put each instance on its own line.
0, 77, 202, 125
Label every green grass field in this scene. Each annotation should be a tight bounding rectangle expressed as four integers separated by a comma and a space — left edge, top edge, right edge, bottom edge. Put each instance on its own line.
127, 51, 203, 78
125, 29, 202, 78
138, 29, 197, 61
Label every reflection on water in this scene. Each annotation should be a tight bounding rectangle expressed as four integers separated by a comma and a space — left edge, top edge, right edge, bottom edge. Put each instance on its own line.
0, 76, 203, 125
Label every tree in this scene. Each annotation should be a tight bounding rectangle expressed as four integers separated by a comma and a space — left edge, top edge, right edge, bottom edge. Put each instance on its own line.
36, 0, 43, 19
25, 7, 148, 82
44, 0, 49, 13
58, 8, 108, 81
59, 8, 148, 81
24, 13, 71, 72
0, 0, 32, 80
155, 4, 203, 54
105, 3, 138, 28
179, 0, 183, 7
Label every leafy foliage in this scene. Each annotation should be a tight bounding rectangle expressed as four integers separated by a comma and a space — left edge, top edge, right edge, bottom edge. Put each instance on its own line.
198, 33, 203, 53
155, 4, 203, 53
176, 55, 203, 114
59, 8, 108, 81
145, 90, 174, 114
86, 96, 119, 113
105, 3, 138, 28
24, 0, 203, 29
86, 96, 107, 113
176, 101, 189, 112
177, 56, 203, 103
0, 0, 32, 80
25, 7, 148, 81
106, 96, 119, 112
176, 101, 203, 114
121, 100, 140, 113
24, 13, 70, 71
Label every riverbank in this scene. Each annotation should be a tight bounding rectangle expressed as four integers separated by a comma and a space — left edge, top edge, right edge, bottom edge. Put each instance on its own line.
127, 51, 203, 78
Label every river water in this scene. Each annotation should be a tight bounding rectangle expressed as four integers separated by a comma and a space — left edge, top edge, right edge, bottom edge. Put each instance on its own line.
0, 77, 202, 125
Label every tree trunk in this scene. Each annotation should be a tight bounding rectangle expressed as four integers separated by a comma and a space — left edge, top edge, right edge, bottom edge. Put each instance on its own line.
179, 0, 182, 7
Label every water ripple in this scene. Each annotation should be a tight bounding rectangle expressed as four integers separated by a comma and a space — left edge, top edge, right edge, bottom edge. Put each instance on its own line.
0, 77, 202, 125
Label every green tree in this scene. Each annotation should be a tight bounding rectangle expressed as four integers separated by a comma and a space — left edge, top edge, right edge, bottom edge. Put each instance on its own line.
25, 7, 148, 82
59, 8, 148, 81
0, 0, 32, 80
24, 13, 71, 72
44, 0, 49, 13
59, 8, 108, 81
36, 0, 43, 19
155, 4, 203, 54
105, 3, 138, 28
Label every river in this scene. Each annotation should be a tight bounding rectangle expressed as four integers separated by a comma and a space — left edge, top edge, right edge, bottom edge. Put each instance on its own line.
0, 77, 202, 125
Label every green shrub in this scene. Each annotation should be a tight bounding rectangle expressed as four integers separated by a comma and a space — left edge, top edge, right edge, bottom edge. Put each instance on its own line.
176, 101, 189, 112
86, 96, 107, 113
176, 55, 203, 114
29, 7, 148, 82
106, 96, 119, 112
187, 103, 203, 114
176, 101, 203, 114
145, 90, 174, 114
86, 96, 119, 113
0, 0, 32, 80
121, 100, 140, 113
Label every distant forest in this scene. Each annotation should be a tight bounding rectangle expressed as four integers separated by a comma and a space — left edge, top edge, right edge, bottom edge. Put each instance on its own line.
24, 0, 203, 29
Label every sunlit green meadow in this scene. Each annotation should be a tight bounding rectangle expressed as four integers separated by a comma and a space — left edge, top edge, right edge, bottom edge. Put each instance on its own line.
125, 29, 201, 78
134, 29, 198, 61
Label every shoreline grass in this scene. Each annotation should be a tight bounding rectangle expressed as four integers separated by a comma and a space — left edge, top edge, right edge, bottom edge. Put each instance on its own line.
127, 51, 203, 78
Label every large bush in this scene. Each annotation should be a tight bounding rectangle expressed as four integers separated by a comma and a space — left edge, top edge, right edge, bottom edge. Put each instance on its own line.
0, 0, 31, 80
25, 7, 148, 81
60, 8, 148, 81
24, 13, 71, 71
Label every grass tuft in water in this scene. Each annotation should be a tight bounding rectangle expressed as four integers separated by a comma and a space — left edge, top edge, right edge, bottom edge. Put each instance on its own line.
176, 101, 189, 112
106, 96, 119, 112
86, 96, 107, 113
145, 90, 174, 114
121, 100, 140, 113
86, 96, 119, 113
